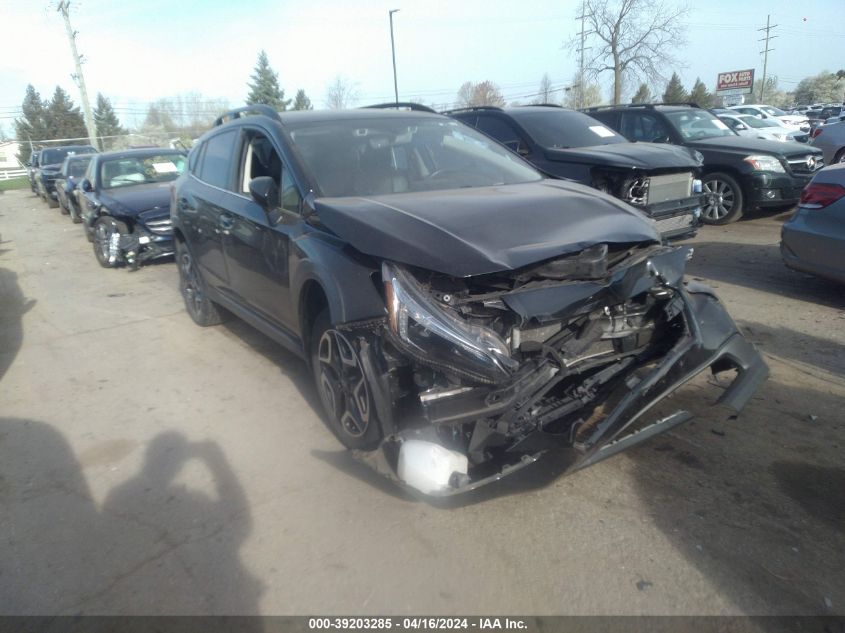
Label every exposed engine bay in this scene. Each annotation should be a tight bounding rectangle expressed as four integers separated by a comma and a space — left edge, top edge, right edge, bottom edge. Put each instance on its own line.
335, 243, 767, 496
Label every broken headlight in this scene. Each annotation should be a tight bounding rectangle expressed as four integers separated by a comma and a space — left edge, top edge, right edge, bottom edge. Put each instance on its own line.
382, 262, 517, 382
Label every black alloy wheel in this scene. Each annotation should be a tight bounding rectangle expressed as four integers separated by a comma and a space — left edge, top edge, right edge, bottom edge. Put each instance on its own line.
176, 240, 224, 326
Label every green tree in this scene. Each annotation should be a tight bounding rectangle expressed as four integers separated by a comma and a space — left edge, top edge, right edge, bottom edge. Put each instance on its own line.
292, 89, 313, 111
631, 83, 652, 103
793, 72, 845, 105
14, 85, 49, 164
93, 93, 127, 149
662, 73, 688, 103
246, 50, 291, 111
44, 86, 87, 141
688, 78, 713, 108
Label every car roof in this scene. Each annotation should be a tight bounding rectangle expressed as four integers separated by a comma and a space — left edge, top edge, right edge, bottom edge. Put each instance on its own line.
94, 147, 185, 161
276, 109, 444, 125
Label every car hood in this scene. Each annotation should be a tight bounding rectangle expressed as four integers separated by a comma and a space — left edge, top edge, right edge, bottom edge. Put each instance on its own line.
545, 143, 699, 170
313, 180, 660, 278
99, 182, 171, 217
688, 135, 822, 156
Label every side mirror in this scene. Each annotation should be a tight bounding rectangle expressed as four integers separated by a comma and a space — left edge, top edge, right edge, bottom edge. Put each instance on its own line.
80, 178, 93, 193
249, 176, 279, 210
736, 124, 748, 130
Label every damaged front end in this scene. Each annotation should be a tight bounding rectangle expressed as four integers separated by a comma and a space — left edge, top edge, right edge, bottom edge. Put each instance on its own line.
344, 243, 767, 496
101, 212, 175, 270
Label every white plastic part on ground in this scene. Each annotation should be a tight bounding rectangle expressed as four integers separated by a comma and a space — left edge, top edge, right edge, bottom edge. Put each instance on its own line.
397, 440, 469, 495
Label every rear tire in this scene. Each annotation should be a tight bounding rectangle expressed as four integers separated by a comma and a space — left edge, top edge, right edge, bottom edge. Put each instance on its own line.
59, 195, 69, 215
176, 239, 224, 326
701, 172, 744, 225
310, 309, 383, 451
834, 148, 845, 164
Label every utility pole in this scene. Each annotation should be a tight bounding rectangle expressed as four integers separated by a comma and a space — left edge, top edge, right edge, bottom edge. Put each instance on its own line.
389, 9, 400, 104
575, 1, 592, 108
57, 1, 99, 149
758, 14, 777, 103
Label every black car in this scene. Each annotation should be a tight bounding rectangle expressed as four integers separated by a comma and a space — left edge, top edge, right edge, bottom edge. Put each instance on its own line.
585, 104, 825, 224
55, 153, 95, 222
446, 105, 703, 240
78, 148, 186, 268
35, 145, 98, 208
27, 149, 42, 193
170, 104, 766, 497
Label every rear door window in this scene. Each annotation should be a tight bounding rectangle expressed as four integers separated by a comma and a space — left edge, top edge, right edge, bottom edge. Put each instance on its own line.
198, 130, 238, 190
475, 115, 522, 147
620, 112, 670, 142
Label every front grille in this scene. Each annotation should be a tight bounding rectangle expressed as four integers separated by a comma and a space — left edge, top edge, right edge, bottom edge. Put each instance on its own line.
143, 217, 172, 235
654, 213, 694, 235
787, 155, 824, 175
646, 172, 693, 205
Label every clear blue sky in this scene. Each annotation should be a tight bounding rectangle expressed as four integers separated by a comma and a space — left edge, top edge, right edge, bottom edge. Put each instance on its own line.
1, 0, 843, 133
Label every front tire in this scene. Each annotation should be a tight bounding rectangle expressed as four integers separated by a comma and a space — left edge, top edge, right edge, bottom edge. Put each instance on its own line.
176, 239, 224, 326
310, 309, 383, 451
46, 194, 59, 209
701, 172, 744, 225
93, 216, 128, 268
834, 148, 845, 164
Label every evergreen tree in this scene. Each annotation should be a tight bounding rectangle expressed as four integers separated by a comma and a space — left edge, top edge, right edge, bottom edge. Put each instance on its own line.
14, 85, 48, 164
93, 93, 127, 149
45, 86, 87, 141
631, 83, 652, 104
246, 50, 291, 111
292, 89, 313, 111
662, 73, 688, 104
688, 78, 713, 108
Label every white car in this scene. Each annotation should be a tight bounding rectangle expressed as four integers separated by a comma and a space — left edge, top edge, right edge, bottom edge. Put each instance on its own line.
717, 113, 807, 143
728, 105, 810, 132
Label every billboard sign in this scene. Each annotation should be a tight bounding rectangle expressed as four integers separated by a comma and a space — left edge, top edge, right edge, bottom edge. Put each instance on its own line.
716, 69, 755, 95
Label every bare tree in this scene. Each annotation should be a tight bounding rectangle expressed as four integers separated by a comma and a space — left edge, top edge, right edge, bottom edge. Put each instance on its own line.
569, 0, 688, 105
532, 74, 554, 104
455, 81, 506, 108
325, 76, 359, 110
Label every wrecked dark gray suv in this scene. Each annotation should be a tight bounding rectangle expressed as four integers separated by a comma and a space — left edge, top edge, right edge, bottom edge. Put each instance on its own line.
171, 105, 767, 496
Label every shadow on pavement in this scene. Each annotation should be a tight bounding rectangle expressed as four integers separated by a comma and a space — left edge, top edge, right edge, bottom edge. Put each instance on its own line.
687, 241, 845, 310
627, 375, 845, 616
0, 418, 263, 617
0, 267, 36, 382
737, 320, 845, 378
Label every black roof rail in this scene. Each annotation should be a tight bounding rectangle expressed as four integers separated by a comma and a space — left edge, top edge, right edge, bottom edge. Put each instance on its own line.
213, 105, 282, 127
583, 102, 701, 112
525, 103, 564, 108
441, 105, 505, 115
360, 102, 437, 113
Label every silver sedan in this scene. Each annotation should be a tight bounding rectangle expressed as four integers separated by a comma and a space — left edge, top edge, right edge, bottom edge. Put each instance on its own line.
810, 118, 845, 165
781, 162, 845, 283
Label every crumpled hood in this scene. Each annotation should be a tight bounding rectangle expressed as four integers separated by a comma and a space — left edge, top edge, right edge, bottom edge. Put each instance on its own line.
545, 143, 699, 170
314, 180, 660, 277
99, 182, 171, 217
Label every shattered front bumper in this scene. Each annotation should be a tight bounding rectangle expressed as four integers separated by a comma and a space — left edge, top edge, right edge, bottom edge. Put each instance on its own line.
360, 281, 767, 497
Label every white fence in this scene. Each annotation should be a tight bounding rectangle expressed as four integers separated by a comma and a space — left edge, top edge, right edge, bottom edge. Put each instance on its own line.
0, 169, 27, 180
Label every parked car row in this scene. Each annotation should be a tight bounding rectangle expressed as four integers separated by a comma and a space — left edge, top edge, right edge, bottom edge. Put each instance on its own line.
29, 145, 185, 270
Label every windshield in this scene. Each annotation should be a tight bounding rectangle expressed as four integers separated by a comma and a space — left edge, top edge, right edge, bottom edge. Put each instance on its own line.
665, 110, 736, 141
100, 152, 186, 189
41, 146, 96, 166
510, 110, 627, 148
738, 115, 780, 129
761, 106, 786, 117
286, 117, 542, 197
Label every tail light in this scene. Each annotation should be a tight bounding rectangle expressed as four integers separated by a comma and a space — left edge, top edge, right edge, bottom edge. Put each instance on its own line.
800, 182, 845, 209
811, 127, 823, 138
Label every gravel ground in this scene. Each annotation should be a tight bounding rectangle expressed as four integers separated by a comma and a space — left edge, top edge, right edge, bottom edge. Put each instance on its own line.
1, 189, 843, 616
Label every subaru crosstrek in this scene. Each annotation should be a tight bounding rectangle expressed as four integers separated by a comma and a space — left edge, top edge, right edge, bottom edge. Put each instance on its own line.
170, 104, 766, 496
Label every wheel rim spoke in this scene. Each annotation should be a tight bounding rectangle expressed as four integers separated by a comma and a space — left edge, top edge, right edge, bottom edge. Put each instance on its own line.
317, 329, 370, 439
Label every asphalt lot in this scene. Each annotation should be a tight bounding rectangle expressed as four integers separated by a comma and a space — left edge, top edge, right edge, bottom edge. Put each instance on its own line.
1, 188, 843, 616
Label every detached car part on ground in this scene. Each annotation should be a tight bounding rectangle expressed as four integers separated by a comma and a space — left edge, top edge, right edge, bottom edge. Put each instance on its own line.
78, 148, 186, 269
446, 105, 703, 241
586, 104, 824, 225
172, 106, 768, 497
